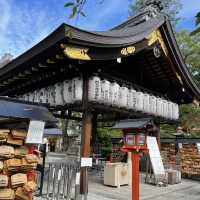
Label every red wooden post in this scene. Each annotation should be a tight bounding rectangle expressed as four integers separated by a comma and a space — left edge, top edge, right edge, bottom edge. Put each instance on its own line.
132, 152, 140, 200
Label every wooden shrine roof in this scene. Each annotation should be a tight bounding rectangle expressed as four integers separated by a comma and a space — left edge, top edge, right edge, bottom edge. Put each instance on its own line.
0, 12, 199, 104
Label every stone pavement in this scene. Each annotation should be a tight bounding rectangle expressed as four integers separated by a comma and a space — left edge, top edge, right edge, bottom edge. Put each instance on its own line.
87, 177, 200, 200
34, 173, 200, 200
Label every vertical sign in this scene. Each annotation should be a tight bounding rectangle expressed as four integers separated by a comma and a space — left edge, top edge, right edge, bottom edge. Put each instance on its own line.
147, 136, 165, 176
196, 143, 200, 154
26, 120, 45, 144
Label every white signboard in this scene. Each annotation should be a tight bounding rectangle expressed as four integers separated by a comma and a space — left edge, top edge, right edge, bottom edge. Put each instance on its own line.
196, 143, 200, 154
26, 120, 45, 144
147, 136, 165, 176
81, 157, 92, 167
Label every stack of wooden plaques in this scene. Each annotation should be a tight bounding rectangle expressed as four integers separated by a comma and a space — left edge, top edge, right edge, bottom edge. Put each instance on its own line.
0, 129, 39, 200
180, 144, 200, 177
161, 144, 176, 165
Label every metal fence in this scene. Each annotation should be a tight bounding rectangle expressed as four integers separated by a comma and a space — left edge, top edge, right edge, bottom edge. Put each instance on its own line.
41, 161, 80, 200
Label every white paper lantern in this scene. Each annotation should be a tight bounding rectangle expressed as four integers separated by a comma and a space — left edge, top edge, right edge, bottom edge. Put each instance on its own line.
163, 100, 169, 118
168, 101, 173, 119
63, 80, 72, 104
119, 86, 129, 108
72, 77, 83, 102
24, 94, 29, 101
33, 90, 40, 103
28, 93, 34, 102
101, 79, 110, 104
127, 89, 137, 110
55, 83, 64, 106
38, 88, 46, 103
149, 95, 157, 115
88, 76, 101, 102
156, 97, 162, 116
47, 86, 55, 106
109, 82, 120, 106
135, 91, 144, 111
173, 103, 179, 120
143, 93, 150, 113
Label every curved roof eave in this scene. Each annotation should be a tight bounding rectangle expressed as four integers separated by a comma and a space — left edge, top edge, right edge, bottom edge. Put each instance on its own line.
161, 20, 200, 101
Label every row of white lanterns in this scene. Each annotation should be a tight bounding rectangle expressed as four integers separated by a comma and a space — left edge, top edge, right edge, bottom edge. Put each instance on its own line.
18, 76, 179, 120
88, 76, 179, 120
19, 77, 83, 106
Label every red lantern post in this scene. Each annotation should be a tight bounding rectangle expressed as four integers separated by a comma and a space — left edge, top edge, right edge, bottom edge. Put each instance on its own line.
121, 130, 148, 200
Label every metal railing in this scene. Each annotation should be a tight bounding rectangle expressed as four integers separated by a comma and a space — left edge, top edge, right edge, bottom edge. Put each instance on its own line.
41, 161, 80, 200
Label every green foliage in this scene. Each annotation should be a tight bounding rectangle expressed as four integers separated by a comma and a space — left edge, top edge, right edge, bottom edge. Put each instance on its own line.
179, 104, 200, 131
176, 30, 200, 86
97, 128, 122, 158
129, 0, 182, 26
160, 124, 176, 138
64, 0, 104, 19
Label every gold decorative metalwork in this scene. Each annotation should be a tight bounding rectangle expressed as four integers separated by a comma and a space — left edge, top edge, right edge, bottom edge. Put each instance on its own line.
63, 45, 91, 60
147, 30, 168, 56
121, 46, 136, 56
176, 72, 183, 85
193, 99, 200, 107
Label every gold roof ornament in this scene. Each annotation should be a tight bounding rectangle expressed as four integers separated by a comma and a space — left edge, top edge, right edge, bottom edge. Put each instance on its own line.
147, 30, 168, 56
121, 46, 136, 56
63, 45, 91, 60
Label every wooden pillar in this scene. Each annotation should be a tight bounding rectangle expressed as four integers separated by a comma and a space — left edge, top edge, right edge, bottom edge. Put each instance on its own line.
80, 111, 92, 194
80, 74, 93, 195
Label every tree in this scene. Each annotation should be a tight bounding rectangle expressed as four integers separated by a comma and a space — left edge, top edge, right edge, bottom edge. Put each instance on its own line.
176, 30, 200, 86
191, 12, 200, 35
129, 0, 182, 26
64, 0, 104, 18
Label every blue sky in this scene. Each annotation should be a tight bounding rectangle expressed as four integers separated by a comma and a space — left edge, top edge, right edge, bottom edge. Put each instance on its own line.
0, 0, 199, 57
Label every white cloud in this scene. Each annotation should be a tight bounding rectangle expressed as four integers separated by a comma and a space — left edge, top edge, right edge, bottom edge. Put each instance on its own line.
0, 1, 55, 57
0, 0, 11, 56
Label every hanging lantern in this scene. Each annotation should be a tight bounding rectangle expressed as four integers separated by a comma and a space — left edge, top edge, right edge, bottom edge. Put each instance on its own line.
156, 97, 162, 117
168, 101, 173, 119
28, 93, 34, 102
38, 88, 46, 103
55, 83, 64, 106
135, 91, 144, 111
127, 89, 137, 110
149, 95, 157, 115
143, 93, 150, 113
63, 80, 72, 104
101, 79, 110, 104
33, 90, 40, 103
88, 76, 101, 102
47, 86, 55, 106
109, 82, 120, 106
173, 103, 179, 120
163, 100, 169, 118
119, 86, 129, 108
160, 99, 165, 118
72, 77, 83, 102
